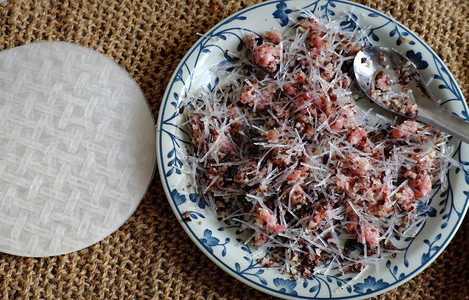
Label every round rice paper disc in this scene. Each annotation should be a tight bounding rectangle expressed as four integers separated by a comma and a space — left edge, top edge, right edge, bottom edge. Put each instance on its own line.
0, 41, 155, 257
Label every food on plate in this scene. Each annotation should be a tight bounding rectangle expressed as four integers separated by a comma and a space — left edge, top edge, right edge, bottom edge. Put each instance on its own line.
183, 14, 452, 277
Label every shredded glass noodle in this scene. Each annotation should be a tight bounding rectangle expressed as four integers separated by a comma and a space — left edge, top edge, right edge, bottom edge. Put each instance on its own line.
183, 14, 453, 278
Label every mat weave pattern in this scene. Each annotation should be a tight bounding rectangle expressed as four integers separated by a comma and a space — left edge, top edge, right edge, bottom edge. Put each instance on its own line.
0, 0, 467, 299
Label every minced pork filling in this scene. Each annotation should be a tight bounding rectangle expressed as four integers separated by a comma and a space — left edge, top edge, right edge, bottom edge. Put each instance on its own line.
184, 14, 452, 277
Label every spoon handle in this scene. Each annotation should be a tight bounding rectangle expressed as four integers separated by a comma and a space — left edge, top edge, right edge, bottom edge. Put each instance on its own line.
417, 106, 469, 144
411, 71, 469, 144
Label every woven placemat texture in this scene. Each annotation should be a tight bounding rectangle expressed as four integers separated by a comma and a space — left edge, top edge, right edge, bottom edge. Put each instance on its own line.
0, 0, 467, 299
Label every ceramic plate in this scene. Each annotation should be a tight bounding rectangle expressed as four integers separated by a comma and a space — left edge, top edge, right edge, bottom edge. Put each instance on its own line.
156, 1, 468, 298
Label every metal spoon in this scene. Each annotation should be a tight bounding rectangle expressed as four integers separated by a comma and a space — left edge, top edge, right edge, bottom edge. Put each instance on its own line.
353, 46, 469, 143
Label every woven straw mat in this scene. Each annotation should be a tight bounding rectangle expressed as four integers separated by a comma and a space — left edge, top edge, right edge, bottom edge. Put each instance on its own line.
0, 0, 467, 299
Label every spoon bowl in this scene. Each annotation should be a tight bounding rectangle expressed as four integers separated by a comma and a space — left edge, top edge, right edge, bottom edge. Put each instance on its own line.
353, 46, 469, 143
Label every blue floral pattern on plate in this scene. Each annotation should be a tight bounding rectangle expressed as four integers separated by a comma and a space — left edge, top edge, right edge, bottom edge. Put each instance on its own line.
353, 276, 389, 294
156, 1, 469, 299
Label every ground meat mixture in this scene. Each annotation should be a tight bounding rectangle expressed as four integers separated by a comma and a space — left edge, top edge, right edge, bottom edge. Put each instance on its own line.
184, 14, 451, 277
368, 62, 419, 118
